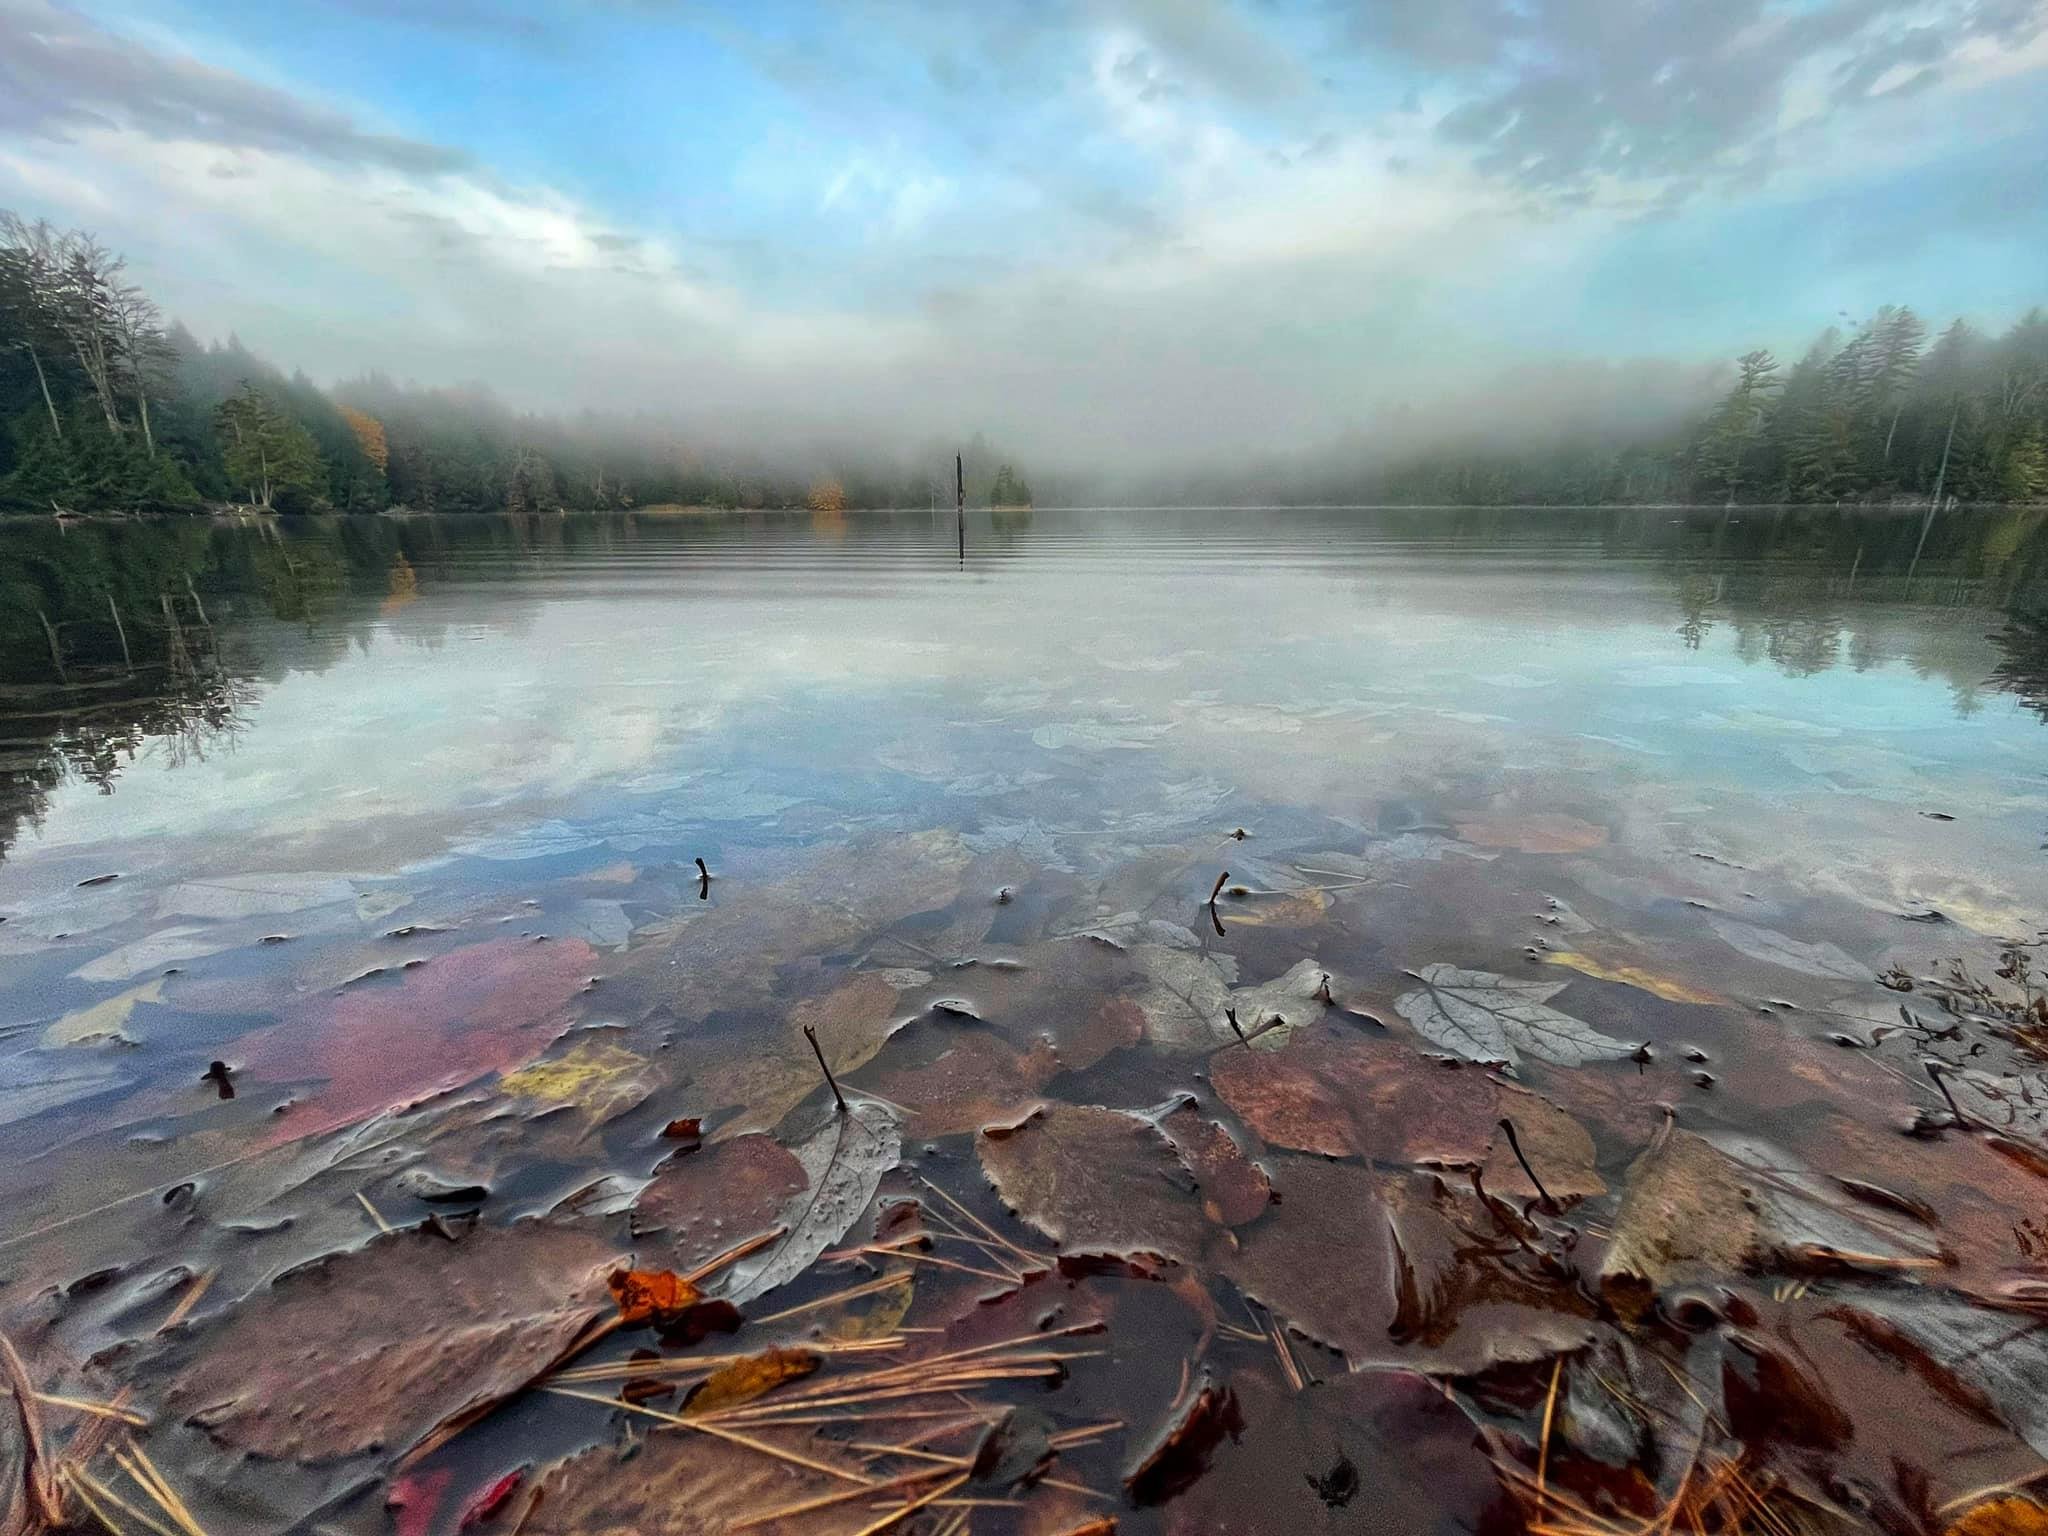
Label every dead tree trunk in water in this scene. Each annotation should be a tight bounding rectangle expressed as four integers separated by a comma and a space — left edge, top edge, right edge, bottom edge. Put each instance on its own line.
955, 453, 965, 568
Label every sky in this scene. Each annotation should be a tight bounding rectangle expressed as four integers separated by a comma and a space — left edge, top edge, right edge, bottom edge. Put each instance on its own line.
1, 0, 2045, 463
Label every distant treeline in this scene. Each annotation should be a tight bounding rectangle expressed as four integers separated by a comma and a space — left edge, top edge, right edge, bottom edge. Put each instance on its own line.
2, 210, 2043, 514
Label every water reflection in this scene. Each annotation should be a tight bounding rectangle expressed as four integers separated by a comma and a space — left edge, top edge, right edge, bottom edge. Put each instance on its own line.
1, 505, 2046, 864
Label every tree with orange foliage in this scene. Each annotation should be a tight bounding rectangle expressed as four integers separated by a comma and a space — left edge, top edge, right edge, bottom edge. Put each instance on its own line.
806, 476, 846, 512
338, 406, 388, 475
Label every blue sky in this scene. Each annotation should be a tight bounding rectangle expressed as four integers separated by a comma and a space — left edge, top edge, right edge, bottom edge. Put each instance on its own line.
1, 0, 2045, 459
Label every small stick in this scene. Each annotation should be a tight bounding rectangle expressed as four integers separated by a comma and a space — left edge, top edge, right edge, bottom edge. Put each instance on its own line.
1924, 1061, 1970, 1126
1314, 972, 1333, 1005
805, 1024, 848, 1113
1537, 1355, 1563, 1494
696, 857, 710, 900
1225, 1007, 1247, 1046
1209, 871, 1230, 903
356, 1191, 393, 1233
1497, 1118, 1559, 1212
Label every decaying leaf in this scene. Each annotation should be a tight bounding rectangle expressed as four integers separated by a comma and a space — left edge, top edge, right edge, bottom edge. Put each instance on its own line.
681, 1346, 820, 1414
1126, 945, 1239, 1053
871, 1031, 1060, 1139
156, 1220, 619, 1462
720, 1099, 903, 1303
1453, 813, 1607, 854
1227, 958, 1345, 1051
1125, 1371, 1243, 1505
632, 1135, 808, 1277
1160, 1101, 1272, 1226
1210, 1022, 1499, 1162
1543, 949, 1721, 1005
1707, 915, 1866, 982
1395, 963, 1634, 1068
510, 1416, 872, 1534
979, 1104, 1211, 1261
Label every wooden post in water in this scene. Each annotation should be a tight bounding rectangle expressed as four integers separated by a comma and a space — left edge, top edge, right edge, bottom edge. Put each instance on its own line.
106, 593, 133, 671
955, 453, 965, 567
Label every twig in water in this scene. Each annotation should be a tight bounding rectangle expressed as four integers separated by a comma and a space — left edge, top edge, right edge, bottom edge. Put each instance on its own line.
1209, 871, 1230, 904
156, 1270, 214, 1334
805, 1024, 848, 1114
1314, 972, 1333, 1006
1924, 1060, 1970, 1127
355, 1191, 392, 1234
696, 857, 711, 900
1225, 1007, 1248, 1047
1497, 1118, 1559, 1213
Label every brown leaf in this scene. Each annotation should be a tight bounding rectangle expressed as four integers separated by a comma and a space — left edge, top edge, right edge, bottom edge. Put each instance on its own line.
1160, 1102, 1272, 1226
1453, 812, 1607, 853
1211, 1022, 1499, 1163
510, 1416, 874, 1534
157, 1220, 618, 1462
631, 1134, 807, 1276
1599, 1126, 1760, 1320
871, 1031, 1060, 1139
978, 1104, 1212, 1262
682, 1346, 821, 1415
1124, 1371, 1243, 1505
606, 1269, 703, 1328
1484, 1085, 1606, 1206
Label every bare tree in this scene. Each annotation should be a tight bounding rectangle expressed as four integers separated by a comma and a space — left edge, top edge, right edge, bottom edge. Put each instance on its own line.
110, 281, 170, 456
52, 232, 128, 435
0, 210, 67, 439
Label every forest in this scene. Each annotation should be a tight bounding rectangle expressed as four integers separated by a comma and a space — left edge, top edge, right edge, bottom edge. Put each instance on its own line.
3, 210, 2045, 516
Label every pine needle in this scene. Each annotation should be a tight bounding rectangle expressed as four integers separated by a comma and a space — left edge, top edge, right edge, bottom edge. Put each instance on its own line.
156, 1270, 214, 1335
33, 1392, 149, 1427
847, 1471, 970, 1536
542, 1386, 873, 1485
354, 1191, 391, 1234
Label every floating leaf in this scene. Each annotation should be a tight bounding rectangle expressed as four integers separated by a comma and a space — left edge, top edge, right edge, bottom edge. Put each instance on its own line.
606, 1269, 703, 1328
1125, 1372, 1242, 1505
979, 1104, 1211, 1262
1226, 958, 1343, 1051
1543, 949, 1721, 1005
1076, 912, 1202, 951
632, 1134, 808, 1276
1395, 963, 1634, 1067
721, 1099, 903, 1303
156, 1220, 618, 1462
1706, 915, 1866, 981
1454, 813, 1606, 853
1947, 1499, 2048, 1536
682, 1346, 821, 1415
73, 926, 240, 982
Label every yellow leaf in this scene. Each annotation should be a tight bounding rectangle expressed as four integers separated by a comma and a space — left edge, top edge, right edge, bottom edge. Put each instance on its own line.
823, 1271, 915, 1342
683, 1347, 821, 1415
501, 1039, 652, 1117
1544, 950, 1720, 1005
1947, 1498, 2048, 1536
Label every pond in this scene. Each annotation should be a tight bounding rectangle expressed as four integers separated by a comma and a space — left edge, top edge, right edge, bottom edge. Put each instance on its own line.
2, 505, 2048, 1535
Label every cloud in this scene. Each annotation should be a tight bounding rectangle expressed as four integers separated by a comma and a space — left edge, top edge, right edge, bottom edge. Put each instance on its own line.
1344, 0, 2048, 199
0, 0, 473, 175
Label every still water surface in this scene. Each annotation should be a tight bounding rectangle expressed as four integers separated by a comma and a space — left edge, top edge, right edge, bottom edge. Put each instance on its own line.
2, 506, 2047, 1533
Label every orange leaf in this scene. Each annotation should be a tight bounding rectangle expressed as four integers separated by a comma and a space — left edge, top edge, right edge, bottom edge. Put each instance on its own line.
607, 1269, 703, 1328
682, 1346, 821, 1415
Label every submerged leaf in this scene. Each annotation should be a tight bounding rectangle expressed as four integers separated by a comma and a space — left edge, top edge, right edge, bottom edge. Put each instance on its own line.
1707, 915, 1866, 981
1395, 963, 1634, 1067
1454, 813, 1606, 853
606, 1269, 704, 1328
1160, 1101, 1272, 1226
631, 1134, 808, 1277
42, 977, 166, 1047
1543, 949, 1721, 1005
721, 1099, 903, 1303
681, 1346, 820, 1414
979, 1103, 1211, 1261
156, 1220, 618, 1462
500, 1038, 654, 1123
1126, 944, 1240, 1053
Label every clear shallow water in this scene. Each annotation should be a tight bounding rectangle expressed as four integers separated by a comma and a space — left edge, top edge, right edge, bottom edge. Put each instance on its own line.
3, 506, 2048, 1534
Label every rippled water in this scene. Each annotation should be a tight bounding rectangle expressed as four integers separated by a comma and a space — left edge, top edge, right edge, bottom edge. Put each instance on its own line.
2, 505, 2047, 1534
